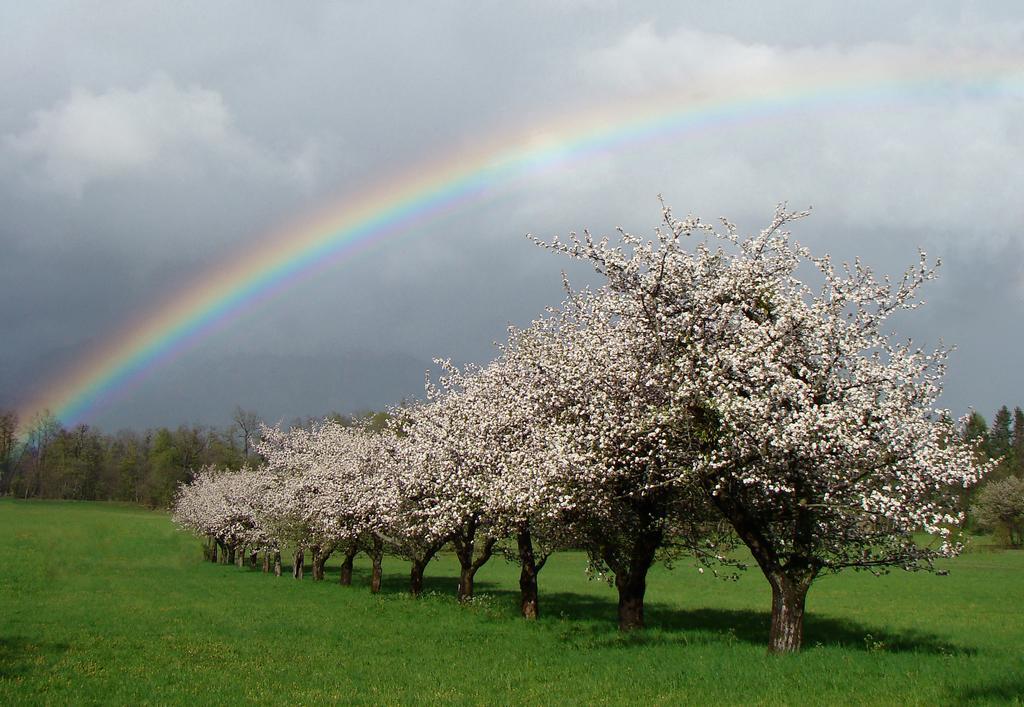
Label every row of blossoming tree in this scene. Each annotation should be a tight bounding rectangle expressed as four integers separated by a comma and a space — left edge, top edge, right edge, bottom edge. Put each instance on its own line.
174, 203, 987, 652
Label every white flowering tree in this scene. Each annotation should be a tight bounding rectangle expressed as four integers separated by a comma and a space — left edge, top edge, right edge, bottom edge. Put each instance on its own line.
539, 202, 987, 651
257, 421, 388, 588
412, 358, 582, 612
972, 476, 1024, 546
172, 466, 276, 567
458, 356, 576, 619
301, 421, 399, 590
257, 424, 327, 580
368, 425, 452, 597
172, 468, 223, 561
386, 370, 507, 603
503, 282, 730, 631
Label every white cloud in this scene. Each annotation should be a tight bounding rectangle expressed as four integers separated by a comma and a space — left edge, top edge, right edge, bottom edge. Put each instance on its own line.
575, 23, 1024, 238
581, 18, 1024, 92
5, 75, 317, 197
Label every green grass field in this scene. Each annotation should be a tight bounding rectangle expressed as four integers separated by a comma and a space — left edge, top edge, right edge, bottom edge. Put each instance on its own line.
1, 500, 1022, 705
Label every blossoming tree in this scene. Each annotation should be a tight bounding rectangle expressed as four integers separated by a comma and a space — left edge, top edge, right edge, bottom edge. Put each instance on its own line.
503, 281, 730, 631
173, 466, 276, 567
385, 368, 509, 603
459, 355, 576, 619
538, 202, 987, 650
257, 421, 394, 588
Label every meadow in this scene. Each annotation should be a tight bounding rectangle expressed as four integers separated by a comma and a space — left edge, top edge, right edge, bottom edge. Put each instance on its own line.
1, 499, 1021, 705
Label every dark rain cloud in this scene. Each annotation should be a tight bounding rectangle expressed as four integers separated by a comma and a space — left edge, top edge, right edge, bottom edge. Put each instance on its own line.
1, 1, 1022, 430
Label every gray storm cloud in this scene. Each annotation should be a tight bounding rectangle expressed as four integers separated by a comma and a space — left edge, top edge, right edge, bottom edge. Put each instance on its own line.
0, 1, 1021, 430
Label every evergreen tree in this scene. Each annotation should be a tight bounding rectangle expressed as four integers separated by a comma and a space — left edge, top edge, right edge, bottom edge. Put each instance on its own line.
1013, 407, 1024, 476
989, 406, 1013, 479
989, 406, 1012, 457
964, 411, 989, 450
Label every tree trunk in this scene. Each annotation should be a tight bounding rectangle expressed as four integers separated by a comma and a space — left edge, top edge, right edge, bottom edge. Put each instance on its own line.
767, 572, 813, 653
409, 544, 442, 598
311, 545, 332, 581
273, 551, 282, 577
517, 529, 540, 620
615, 572, 646, 631
708, 474, 821, 653
292, 548, 304, 579
369, 537, 383, 594
262, 551, 270, 573
605, 527, 662, 632
226, 544, 236, 566
249, 550, 258, 569
235, 545, 244, 567
453, 522, 497, 603
1011, 523, 1022, 547
456, 536, 496, 603
309, 545, 321, 577
339, 544, 358, 586
410, 560, 427, 597
457, 566, 475, 602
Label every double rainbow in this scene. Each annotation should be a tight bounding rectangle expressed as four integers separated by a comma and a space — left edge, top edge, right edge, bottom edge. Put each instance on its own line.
15, 64, 1023, 431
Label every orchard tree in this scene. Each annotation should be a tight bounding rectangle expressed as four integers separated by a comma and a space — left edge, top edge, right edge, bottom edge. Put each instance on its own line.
259, 415, 444, 594
172, 466, 276, 565
260, 420, 397, 588
461, 356, 577, 619
371, 427, 452, 597
256, 424, 327, 579
404, 363, 511, 603
503, 279, 731, 631
373, 381, 510, 603
259, 423, 326, 581
539, 201, 987, 651
413, 358, 583, 611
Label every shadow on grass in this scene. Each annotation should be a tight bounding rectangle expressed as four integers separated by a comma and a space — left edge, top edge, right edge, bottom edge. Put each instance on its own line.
0, 636, 69, 678
950, 677, 1024, 703
232, 561, 973, 656
345, 566, 505, 598
249, 562, 507, 598
537, 593, 975, 655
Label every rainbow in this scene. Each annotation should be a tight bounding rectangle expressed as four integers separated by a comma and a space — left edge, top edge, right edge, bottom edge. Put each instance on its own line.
15, 62, 1024, 432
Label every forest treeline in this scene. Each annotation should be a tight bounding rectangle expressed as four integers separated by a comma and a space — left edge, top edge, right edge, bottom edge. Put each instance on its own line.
0, 407, 385, 507
1, 403, 1020, 517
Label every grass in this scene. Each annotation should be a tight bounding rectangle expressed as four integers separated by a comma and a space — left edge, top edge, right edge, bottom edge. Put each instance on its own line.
1, 499, 1022, 705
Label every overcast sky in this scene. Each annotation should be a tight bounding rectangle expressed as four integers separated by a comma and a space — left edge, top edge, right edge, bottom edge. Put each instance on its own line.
2, 1, 1022, 431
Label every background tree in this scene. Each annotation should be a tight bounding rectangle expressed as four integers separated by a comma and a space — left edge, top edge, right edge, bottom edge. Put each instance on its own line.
963, 411, 989, 448
988, 406, 1014, 478
972, 476, 1024, 546
0, 410, 17, 495
15, 411, 62, 498
1011, 407, 1024, 477
233, 406, 261, 460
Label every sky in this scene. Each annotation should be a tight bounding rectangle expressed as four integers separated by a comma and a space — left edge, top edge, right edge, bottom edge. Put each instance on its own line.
1, 1, 1023, 431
